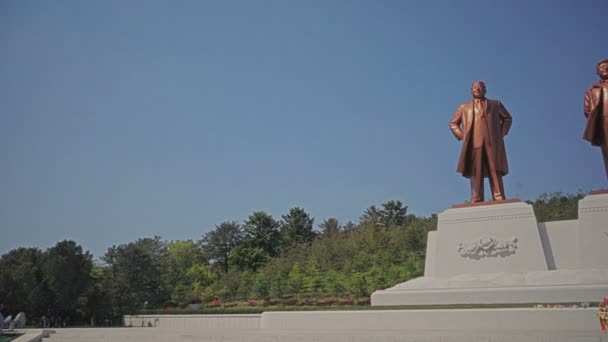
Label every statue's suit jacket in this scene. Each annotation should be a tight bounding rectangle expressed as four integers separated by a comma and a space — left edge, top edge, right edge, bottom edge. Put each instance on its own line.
583, 81, 608, 147
450, 99, 512, 178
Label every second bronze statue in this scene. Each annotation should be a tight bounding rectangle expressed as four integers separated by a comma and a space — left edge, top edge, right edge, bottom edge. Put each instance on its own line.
583, 59, 608, 179
450, 81, 512, 203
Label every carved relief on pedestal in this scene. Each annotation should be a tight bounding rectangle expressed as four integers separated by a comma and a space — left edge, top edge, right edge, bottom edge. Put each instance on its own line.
457, 236, 518, 259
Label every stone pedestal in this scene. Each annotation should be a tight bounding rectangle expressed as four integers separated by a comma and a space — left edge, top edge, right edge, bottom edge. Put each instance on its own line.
578, 193, 608, 269
430, 201, 548, 277
372, 194, 608, 306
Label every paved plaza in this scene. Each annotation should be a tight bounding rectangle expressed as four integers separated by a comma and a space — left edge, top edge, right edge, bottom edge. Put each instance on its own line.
35, 327, 608, 342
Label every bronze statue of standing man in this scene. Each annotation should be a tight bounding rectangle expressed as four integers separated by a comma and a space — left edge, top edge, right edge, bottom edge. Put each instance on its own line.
450, 81, 512, 202
583, 59, 608, 179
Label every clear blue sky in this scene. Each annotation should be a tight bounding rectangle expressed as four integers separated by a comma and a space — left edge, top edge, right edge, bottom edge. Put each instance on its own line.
1, 0, 606, 258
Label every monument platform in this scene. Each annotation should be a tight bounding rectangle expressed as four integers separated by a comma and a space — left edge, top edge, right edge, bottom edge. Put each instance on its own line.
115, 194, 608, 341
118, 309, 606, 341
372, 193, 608, 306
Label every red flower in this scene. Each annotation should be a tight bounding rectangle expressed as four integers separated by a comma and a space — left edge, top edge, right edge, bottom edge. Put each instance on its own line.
340, 296, 354, 305
321, 298, 335, 305
599, 297, 608, 333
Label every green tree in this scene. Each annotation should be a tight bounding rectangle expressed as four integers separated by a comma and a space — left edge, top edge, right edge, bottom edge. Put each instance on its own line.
287, 263, 305, 300
161, 240, 206, 304
342, 221, 357, 233
379, 200, 408, 227
258, 257, 293, 299
0, 247, 47, 317
323, 270, 347, 298
228, 246, 269, 272
268, 271, 287, 299
280, 207, 317, 250
310, 232, 352, 271
303, 257, 324, 300
102, 237, 165, 315
200, 221, 242, 272
403, 224, 427, 252
82, 263, 113, 325
253, 274, 270, 299
529, 192, 585, 222
189, 263, 216, 300
236, 271, 256, 299
42, 241, 93, 316
359, 205, 381, 226
319, 218, 341, 237
366, 265, 389, 293
218, 269, 240, 301
345, 272, 369, 301
243, 211, 281, 257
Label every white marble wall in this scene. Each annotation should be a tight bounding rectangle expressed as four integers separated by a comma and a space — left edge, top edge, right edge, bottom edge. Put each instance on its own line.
123, 314, 260, 330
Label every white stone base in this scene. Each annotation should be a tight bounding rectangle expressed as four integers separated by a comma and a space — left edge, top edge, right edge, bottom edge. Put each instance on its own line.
123, 314, 260, 329
578, 193, 608, 269
261, 308, 601, 333
429, 201, 548, 277
106, 310, 606, 341
52, 322, 608, 342
372, 268, 608, 305
373, 195, 608, 306
372, 273, 608, 306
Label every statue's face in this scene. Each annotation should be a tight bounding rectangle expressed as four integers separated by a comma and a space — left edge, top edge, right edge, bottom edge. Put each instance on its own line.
471, 82, 486, 99
598, 62, 608, 80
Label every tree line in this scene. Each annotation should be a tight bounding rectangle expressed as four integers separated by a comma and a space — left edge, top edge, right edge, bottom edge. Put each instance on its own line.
0, 192, 584, 326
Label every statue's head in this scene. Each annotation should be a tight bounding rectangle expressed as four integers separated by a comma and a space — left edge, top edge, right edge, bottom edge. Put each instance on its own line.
597, 59, 608, 80
471, 81, 486, 99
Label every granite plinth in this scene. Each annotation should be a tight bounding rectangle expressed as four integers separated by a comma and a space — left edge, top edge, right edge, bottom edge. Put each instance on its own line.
578, 193, 608, 269
430, 201, 548, 277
